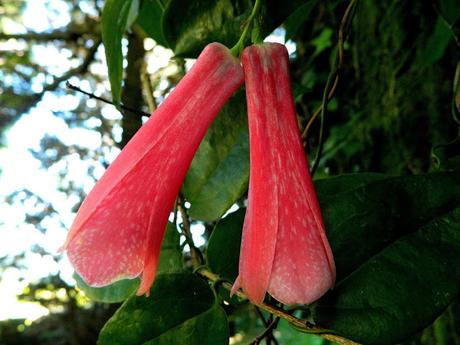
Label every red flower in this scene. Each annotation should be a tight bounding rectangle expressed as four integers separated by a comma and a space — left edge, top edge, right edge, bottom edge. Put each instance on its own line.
232, 43, 336, 305
63, 43, 243, 296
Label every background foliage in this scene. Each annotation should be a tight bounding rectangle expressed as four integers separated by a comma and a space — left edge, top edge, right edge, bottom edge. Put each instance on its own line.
0, 0, 459, 344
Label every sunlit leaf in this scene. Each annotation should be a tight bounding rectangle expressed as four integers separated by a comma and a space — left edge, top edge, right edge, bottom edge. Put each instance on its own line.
101, 0, 136, 105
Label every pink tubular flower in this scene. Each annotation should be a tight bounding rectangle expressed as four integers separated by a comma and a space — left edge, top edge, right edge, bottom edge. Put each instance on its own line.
63, 43, 243, 296
232, 43, 336, 305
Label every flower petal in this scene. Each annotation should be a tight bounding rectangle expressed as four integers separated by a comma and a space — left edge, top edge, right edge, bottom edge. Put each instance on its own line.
238, 43, 335, 305
65, 43, 244, 295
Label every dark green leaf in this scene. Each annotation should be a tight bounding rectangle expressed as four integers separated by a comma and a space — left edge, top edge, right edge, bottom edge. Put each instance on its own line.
315, 172, 387, 198
182, 90, 249, 221
136, 0, 168, 47
283, 0, 318, 41
317, 171, 460, 281
207, 208, 245, 282
163, 0, 307, 57
316, 205, 460, 344
314, 171, 460, 344
74, 273, 139, 304
440, 0, 460, 23
142, 304, 228, 345
98, 273, 228, 345
419, 17, 453, 67
101, 0, 136, 105
162, 0, 250, 57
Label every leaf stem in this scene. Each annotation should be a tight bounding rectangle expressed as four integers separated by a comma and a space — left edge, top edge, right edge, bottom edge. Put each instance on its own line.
230, 0, 262, 57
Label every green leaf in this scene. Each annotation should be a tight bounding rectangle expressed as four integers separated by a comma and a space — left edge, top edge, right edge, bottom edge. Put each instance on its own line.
317, 171, 460, 281
98, 273, 228, 345
182, 90, 249, 221
440, 0, 460, 23
314, 171, 460, 344
276, 319, 329, 345
142, 305, 228, 345
207, 208, 245, 282
315, 172, 387, 198
136, 0, 168, 47
75, 273, 139, 304
283, 0, 318, 41
75, 223, 181, 303
101, 0, 136, 105
157, 223, 183, 274
316, 206, 460, 345
162, 0, 307, 57
419, 17, 453, 67
162, 0, 250, 57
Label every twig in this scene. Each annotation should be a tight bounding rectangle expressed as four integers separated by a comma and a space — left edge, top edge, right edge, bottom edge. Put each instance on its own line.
66, 81, 151, 118
177, 195, 203, 268
254, 307, 280, 345
0, 30, 93, 42
310, 68, 337, 176
250, 316, 280, 345
196, 268, 359, 345
301, 0, 358, 140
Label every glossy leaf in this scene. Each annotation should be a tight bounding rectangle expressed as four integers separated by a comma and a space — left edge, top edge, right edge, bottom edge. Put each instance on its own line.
136, 0, 168, 47
182, 90, 249, 221
98, 273, 228, 345
163, 0, 307, 57
313, 171, 460, 344
316, 205, 460, 344
101, 0, 136, 105
317, 171, 460, 281
207, 208, 245, 281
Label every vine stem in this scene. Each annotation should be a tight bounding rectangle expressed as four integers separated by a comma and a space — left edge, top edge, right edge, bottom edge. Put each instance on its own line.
301, 0, 358, 141
177, 194, 202, 268
197, 268, 359, 345
230, 0, 262, 57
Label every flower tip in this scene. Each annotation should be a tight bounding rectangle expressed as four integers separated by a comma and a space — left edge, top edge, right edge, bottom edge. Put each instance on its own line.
230, 276, 241, 298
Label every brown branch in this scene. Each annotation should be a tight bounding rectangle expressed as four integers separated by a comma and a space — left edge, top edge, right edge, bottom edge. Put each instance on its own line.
0, 29, 97, 42
120, 31, 145, 147
197, 268, 359, 345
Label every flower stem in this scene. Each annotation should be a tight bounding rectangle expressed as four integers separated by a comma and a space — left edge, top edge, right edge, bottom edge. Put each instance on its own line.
230, 0, 262, 57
